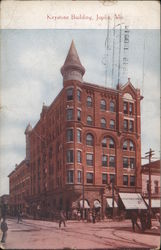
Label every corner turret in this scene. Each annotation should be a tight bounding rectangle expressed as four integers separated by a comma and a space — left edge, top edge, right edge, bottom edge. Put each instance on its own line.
61, 40, 85, 83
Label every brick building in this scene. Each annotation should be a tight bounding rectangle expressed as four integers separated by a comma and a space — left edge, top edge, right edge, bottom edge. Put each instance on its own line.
141, 160, 160, 211
8, 125, 31, 216
8, 41, 145, 219
22, 41, 143, 218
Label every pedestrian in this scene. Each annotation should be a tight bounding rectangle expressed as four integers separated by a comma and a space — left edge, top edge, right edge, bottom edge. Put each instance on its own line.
59, 210, 66, 228
17, 209, 22, 223
77, 210, 81, 221
130, 210, 140, 232
139, 210, 147, 232
1, 218, 8, 243
92, 209, 96, 224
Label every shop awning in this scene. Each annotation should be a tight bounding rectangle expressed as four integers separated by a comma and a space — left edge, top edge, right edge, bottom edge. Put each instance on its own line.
79, 200, 90, 209
119, 193, 147, 210
145, 199, 160, 208
106, 198, 118, 208
94, 200, 101, 208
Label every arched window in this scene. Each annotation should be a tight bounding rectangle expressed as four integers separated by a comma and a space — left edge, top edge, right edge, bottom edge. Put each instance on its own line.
110, 101, 115, 112
123, 140, 128, 150
87, 116, 93, 125
100, 99, 106, 110
101, 118, 106, 128
87, 96, 92, 107
110, 120, 115, 129
122, 140, 135, 151
129, 140, 135, 151
109, 138, 115, 149
86, 133, 94, 146
102, 138, 107, 147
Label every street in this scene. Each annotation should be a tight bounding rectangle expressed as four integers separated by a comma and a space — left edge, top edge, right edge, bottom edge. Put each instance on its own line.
0, 218, 160, 249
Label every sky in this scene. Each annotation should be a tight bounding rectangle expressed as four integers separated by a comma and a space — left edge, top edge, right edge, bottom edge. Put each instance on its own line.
0, 29, 160, 195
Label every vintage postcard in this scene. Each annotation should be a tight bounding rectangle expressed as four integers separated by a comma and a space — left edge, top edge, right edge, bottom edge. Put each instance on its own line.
0, 0, 160, 249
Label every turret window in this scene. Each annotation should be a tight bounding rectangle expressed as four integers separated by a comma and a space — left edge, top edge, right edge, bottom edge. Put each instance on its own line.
77, 89, 81, 102
67, 109, 73, 121
67, 88, 73, 101
77, 110, 81, 121
66, 129, 73, 142
67, 170, 74, 183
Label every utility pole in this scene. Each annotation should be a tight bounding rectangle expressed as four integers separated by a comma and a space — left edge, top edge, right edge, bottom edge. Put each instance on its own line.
112, 180, 114, 218
82, 165, 85, 221
145, 148, 155, 228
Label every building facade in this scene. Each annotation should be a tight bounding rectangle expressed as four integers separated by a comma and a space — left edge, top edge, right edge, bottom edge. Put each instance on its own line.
8, 41, 143, 218
141, 160, 160, 212
8, 160, 31, 216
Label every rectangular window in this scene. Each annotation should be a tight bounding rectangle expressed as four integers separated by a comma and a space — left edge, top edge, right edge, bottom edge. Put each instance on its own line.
129, 120, 134, 132
77, 110, 81, 121
102, 173, 108, 184
110, 120, 115, 129
67, 150, 74, 163
129, 103, 133, 115
86, 172, 93, 184
67, 109, 73, 121
123, 157, 128, 168
77, 150, 82, 163
123, 175, 128, 185
109, 156, 115, 167
77, 89, 81, 102
123, 119, 128, 131
110, 174, 115, 184
123, 102, 128, 114
87, 97, 92, 107
67, 88, 73, 101
154, 180, 159, 194
86, 154, 93, 166
130, 176, 135, 186
67, 170, 74, 183
130, 158, 135, 169
77, 170, 82, 183
66, 129, 73, 142
102, 155, 108, 167
77, 129, 82, 143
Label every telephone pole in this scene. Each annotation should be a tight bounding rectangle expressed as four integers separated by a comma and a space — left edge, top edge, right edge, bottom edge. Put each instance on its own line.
145, 148, 155, 228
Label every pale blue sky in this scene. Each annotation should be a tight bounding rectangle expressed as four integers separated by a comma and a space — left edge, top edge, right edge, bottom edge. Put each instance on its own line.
0, 29, 160, 195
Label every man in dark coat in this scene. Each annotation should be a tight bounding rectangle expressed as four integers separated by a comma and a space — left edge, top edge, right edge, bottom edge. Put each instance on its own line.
59, 210, 66, 228
1, 218, 8, 243
131, 210, 140, 232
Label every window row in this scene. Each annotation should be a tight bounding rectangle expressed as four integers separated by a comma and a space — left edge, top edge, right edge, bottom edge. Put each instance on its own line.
87, 116, 115, 129
66, 88, 116, 112
66, 150, 135, 169
67, 131, 135, 152
67, 170, 135, 186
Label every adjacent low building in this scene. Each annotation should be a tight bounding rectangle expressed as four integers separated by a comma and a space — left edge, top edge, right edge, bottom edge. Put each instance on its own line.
141, 160, 160, 213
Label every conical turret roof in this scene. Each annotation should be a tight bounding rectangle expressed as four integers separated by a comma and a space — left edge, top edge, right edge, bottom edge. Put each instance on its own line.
61, 40, 85, 76
25, 123, 32, 134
